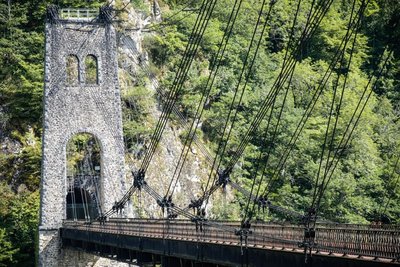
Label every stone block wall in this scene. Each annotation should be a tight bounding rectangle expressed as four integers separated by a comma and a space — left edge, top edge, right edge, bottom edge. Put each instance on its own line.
39, 16, 127, 266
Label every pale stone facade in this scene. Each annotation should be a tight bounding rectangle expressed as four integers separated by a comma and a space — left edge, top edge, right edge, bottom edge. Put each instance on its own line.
39, 10, 127, 266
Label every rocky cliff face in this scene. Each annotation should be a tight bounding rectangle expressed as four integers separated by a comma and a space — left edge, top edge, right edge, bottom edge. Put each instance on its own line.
118, 10, 209, 218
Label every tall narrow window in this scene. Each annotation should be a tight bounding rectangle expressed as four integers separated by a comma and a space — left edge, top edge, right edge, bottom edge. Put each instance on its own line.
66, 55, 79, 85
85, 55, 98, 85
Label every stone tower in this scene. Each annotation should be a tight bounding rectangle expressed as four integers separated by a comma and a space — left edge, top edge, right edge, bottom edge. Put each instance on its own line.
38, 6, 126, 266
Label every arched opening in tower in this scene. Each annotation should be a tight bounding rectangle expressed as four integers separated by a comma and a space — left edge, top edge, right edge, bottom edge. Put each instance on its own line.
66, 133, 102, 221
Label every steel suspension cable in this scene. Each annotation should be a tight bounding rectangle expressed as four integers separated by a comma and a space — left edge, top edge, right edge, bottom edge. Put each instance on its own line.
224, 0, 329, 203
140, 0, 213, 172
381, 154, 400, 217
119, 38, 215, 164
101, 0, 218, 219
165, 0, 245, 198
312, 0, 372, 214
241, 0, 303, 223
223, 0, 332, 223
242, 91, 279, 223
185, 0, 325, 212
248, 68, 295, 220
311, 0, 358, 207
225, 0, 332, 171
262, 1, 365, 199
140, 0, 218, 174
314, 51, 393, 218
140, 0, 212, 170
202, 0, 275, 209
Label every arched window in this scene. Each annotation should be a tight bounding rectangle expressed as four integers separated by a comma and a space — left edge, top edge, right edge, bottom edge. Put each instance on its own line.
66, 133, 101, 220
66, 54, 79, 85
85, 55, 98, 85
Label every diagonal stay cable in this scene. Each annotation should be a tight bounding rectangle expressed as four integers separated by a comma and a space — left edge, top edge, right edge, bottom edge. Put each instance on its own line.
165, 0, 245, 199
225, 0, 334, 172
242, 0, 303, 223
311, 0, 359, 208
140, 0, 218, 174
194, 0, 332, 212
120, 35, 216, 164
201, 0, 275, 209
314, 51, 393, 219
140, 0, 213, 170
102, 1, 218, 218
262, 1, 365, 199
381, 154, 400, 217
184, 0, 328, 212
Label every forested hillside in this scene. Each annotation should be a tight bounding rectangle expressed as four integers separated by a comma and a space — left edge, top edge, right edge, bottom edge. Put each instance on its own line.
145, 0, 400, 223
0, 0, 399, 266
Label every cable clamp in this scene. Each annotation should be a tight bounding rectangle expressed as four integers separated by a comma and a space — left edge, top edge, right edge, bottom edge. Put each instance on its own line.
157, 195, 175, 214
235, 220, 253, 255
217, 168, 231, 188
97, 215, 107, 224
133, 169, 146, 190
189, 197, 203, 211
112, 200, 125, 213
191, 208, 207, 232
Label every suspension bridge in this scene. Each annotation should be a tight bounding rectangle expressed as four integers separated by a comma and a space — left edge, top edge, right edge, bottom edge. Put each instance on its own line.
38, 1, 399, 267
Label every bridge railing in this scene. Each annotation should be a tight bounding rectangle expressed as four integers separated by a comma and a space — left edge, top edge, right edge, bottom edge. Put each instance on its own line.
314, 226, 400, 260
62, 219, 400, 261
60, 8, 99, 21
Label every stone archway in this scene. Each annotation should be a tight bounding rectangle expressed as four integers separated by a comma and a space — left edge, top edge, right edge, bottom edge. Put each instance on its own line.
66, 133, 102, 221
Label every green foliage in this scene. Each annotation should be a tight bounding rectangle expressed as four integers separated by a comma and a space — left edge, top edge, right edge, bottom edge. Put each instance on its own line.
150, 0, 400, 223
66, 133, 101, 175
0, 228, 19, 267
0, 183, 39, 267
119, 67, 157, 156
0, 129, 41, 190
131, 0, 149, 12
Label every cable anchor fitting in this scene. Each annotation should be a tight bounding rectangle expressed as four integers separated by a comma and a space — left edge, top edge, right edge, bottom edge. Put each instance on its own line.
157, 195, 175, 215
235, 219, 253, 255
189, 197, 204, 213
191, 208, 207, 232
299, 208, 317, 263
217, 168, 231, 188
97, 215, 107, 224
112, 200, 125, 213
133, 169, 146, 190
99, 5, 113, 23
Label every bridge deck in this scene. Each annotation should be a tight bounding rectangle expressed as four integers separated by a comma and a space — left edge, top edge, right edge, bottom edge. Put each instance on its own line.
61, 219, 399, 266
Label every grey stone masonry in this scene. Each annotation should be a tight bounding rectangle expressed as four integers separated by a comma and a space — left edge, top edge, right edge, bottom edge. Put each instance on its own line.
39, 8, 127, 266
